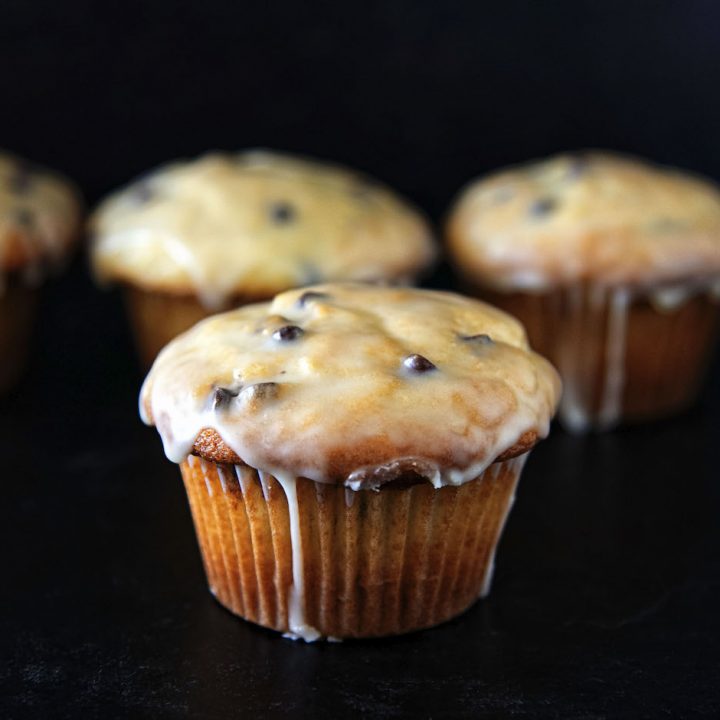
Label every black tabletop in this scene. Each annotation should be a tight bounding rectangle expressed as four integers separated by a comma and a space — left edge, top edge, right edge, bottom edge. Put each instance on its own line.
2, 262, 719, 719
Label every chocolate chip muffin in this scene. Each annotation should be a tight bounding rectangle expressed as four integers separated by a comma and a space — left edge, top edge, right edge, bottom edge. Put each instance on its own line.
90, 150, 436, 364
140, 283, 560, 640
446, 151, 720, 431
0, 151, 82, 391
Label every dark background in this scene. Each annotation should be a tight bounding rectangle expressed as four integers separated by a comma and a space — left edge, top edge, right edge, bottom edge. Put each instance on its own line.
2, 1, 720, 718
2, 0, 720, 212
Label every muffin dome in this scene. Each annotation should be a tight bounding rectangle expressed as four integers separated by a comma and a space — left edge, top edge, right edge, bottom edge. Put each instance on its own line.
141, 283, 561, 487
0, 151, 82, 280
447, 151, 720, 289
91, 150, 436, 308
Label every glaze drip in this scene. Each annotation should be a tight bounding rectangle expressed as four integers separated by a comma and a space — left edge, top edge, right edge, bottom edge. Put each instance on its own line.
273, 473, 321, 642
558, 278, 719, 432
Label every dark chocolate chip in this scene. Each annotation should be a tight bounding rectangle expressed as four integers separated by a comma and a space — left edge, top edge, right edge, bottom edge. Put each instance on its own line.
460, 333, 494, 344
300, 262, 323, 285
273, 325, 304, 342
529, 197, 557, 217
269, 201, 296, 224
297, 291, 330, 307
14, 208, 34, 227
212, 386, 241, 410
131, 181, 154, 204
567, 155, 590, 179
9, 163, 33, 194
403, 354, 437, 373
241, 382, 279, 401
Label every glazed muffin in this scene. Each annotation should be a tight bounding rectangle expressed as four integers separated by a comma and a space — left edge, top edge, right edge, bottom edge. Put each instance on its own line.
140, 283, 560, 640
90, 150, 436, 364
446, 151, 720, 431
0, 151, 82, 392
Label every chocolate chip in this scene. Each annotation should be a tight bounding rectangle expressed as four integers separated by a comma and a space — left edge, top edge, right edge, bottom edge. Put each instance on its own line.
212, 386, 241, 410
567, 155, 590, 179
9, 163, 33, 194
273, 325, 304, 342
300, 262, 323, 285
403, 354, 437, 373
297, 291, 330, 307
529, 197, 557, 217
131, 181, 154, 204
241, 382, 279, 401
269, 201, 296, 224
14, 208, 34, 227
460, 333, 494, 344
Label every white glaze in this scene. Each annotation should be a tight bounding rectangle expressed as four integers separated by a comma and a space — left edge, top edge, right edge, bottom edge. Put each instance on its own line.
141, 284, 561, 487
597, 287, 630, 429
558, 277, 719, 432
477, 455, 524, 597
556, 285, 589, 433
91, 150, 435, 307
649, 276, 720, 312
273, 473, 321, 642
448, 151, 720, 289
257, 470, 272, 502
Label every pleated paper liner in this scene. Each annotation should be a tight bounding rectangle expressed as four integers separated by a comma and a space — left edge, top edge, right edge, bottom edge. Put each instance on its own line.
123, 286, 271, 366
0, 277, 40, 392
473, 284, 719, 430
180, 453, 527, 639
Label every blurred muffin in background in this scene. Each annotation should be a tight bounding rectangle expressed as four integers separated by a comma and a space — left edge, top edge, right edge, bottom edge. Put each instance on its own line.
446, 151, 720, 432
0, 151, 82, 392
89, 150, 436, 365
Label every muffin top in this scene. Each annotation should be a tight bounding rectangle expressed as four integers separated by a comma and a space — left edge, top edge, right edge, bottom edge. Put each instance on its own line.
0, 151, 82, 279
90, 150, 436, 308
140, 283, 560, 488
447, 151, 720, 289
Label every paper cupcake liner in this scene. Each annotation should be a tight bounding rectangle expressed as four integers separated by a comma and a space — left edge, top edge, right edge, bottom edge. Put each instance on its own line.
476, 284, 719, 431
179, 453, 527, 640
0, 279, 39, 392
123, 286, 272, 366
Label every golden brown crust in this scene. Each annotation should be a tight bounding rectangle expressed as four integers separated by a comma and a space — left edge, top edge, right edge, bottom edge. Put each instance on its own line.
123, 284, 274, 365
190, 426, 539, 478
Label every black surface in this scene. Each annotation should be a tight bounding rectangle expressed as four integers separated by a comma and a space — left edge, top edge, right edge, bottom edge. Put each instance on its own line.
2, 1, 720, 717
2, 261, 720, 719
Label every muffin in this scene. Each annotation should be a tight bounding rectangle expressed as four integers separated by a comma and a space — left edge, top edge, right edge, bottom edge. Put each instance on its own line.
446, 151, 720, 431
0, 151, 82, 391
90, 150, 436, 364
140, 283, 560, 640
